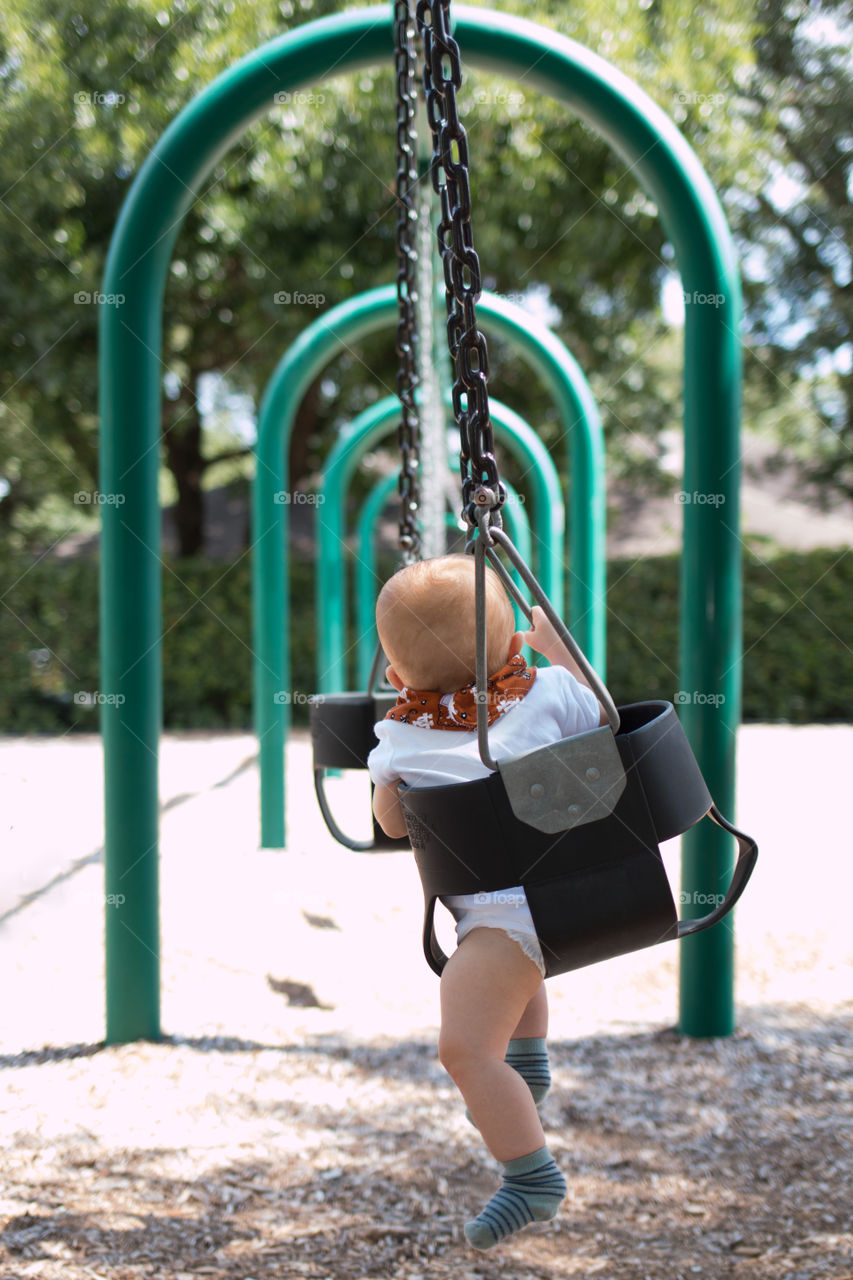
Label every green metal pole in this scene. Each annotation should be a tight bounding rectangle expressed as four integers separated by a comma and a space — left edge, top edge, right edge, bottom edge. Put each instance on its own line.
677, 281, 743, 1038
101, 4, 740, 1040
255, 284, 604, 846
100, 267, 163, 1044
100, 6, 396, 1044
253, 287, 396, 848
452, 8, 744, 1037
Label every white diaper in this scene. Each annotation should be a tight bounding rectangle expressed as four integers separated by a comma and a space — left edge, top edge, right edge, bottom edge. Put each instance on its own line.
441, 886, 546, 977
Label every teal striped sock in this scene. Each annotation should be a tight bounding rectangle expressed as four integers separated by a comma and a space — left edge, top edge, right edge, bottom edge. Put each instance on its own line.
465, 1037, 551, 1126
464, 1146, 566, 1250
505, 1036, 551, 1105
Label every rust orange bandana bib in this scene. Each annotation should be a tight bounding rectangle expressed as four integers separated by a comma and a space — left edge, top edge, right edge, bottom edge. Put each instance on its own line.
385, 653, 537, 730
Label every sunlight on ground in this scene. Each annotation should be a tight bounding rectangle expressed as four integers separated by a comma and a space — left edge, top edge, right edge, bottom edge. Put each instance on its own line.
2, 725, 852, 1055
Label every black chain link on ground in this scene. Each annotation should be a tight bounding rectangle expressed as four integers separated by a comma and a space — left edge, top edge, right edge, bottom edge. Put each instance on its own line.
394, 0, 422, 563
415, 0, 505, 532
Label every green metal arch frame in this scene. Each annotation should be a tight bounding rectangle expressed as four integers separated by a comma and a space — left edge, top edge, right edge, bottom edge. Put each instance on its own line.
314, 394, 562, 695
252, 283, 604, 849
100, 5, 742, 1042
354, 471, 532, 688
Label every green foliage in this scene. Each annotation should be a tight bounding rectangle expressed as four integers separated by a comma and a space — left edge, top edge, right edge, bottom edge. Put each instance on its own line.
732, 0, 853, 502
0, 552, 318, 732
606, 549, 853, 722
1, 548, 851, 733
7, 0, 848, 557
158, 555, 318, 728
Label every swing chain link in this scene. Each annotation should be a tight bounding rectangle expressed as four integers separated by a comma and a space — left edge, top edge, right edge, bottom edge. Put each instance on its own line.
415, 0, 505, 532
394, 0, 422, 563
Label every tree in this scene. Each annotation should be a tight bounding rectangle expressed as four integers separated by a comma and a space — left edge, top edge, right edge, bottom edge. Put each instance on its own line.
7, 0, 836, 558
730, 0, 853, 504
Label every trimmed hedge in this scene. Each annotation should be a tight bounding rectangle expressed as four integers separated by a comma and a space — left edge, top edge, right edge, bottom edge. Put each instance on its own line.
605, 550, 853, 722
0, 548, 850, 732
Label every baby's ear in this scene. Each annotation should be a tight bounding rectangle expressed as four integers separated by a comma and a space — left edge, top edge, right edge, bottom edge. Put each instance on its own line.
507, 631, 525, 658
385, 665, 405, 691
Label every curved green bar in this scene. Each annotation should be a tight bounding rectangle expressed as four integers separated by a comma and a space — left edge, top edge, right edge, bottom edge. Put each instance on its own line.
354, 472, 532, 689
253, 282, 602, 849
100, 4, 741, 1040
316, 396, 563, 695
252, 286, 394, 854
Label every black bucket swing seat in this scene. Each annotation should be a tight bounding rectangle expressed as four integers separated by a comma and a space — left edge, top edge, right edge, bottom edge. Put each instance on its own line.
394, 525, 758, 979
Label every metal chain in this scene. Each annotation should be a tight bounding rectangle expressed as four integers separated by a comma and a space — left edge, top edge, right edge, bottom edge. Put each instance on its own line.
393, 0, 422, 563
415, 0, 505, 532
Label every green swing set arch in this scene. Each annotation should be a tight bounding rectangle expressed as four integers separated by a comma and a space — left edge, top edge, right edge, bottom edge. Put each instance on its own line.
100, 5, 743, 1043
252, 283, 606, 851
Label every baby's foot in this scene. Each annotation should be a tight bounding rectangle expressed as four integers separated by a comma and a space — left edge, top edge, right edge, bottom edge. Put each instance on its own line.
464, 1147, 566, 1250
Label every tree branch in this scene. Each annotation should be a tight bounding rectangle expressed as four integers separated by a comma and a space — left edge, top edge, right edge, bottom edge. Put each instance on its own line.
202, 445, 252, 469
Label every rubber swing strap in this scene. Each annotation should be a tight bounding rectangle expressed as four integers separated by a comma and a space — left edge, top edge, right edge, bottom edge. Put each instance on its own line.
472, 521, 621, 777
312, 768, 377, 853
423, 896, 450, 975
676, 804, 758, 937
366, 640, 389, 696
309, 659, 398, 852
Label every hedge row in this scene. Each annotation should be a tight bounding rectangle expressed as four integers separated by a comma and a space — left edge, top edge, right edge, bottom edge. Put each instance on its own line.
0, 548, 850, 732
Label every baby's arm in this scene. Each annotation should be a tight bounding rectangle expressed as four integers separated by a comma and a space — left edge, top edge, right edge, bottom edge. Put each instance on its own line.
523, 606, 608, 726
373, 781, 409, 839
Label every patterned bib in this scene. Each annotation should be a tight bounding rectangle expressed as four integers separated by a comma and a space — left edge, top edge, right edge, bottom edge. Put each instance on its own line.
385, 653, 536, 730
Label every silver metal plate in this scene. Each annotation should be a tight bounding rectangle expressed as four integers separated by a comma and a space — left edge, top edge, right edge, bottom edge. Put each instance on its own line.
497, 725, 627, 834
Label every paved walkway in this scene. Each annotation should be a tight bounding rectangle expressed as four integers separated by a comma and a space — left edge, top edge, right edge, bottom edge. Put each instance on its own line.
1, 725, 851, 1053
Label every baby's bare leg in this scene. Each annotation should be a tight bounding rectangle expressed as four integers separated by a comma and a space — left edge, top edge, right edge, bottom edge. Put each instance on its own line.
507, 982, 552, 1105
439, 928, 566, 1249
511, 980, 548, 1039
438, 927, 545, 1161
463, 978, 550, 1125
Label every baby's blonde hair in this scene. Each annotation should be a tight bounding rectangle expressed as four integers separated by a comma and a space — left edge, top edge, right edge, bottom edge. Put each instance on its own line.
376, 554, 515, 692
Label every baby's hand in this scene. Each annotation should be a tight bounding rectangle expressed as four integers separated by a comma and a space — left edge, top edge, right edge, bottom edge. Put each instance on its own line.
522, 606, 563, 663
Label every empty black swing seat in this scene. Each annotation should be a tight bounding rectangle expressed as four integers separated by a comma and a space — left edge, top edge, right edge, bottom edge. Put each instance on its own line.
310, 689, 410, 852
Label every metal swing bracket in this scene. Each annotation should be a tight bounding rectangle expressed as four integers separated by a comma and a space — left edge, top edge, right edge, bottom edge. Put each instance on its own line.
497, 727, 627, 834
471, 513, 627, 833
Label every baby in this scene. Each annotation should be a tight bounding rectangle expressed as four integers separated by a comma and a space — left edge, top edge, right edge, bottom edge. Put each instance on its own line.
368, 553, 606, 1249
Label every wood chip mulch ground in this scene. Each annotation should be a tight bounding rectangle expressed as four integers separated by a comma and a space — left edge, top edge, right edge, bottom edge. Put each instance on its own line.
1, 1002, 850, 1280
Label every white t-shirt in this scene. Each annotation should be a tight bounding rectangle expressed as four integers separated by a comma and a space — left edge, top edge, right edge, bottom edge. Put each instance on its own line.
368, 664, 601, 935
367, 664, 600, 789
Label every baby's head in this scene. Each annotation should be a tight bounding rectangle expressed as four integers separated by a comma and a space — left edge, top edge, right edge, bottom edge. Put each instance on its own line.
376, 554, 517, 692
